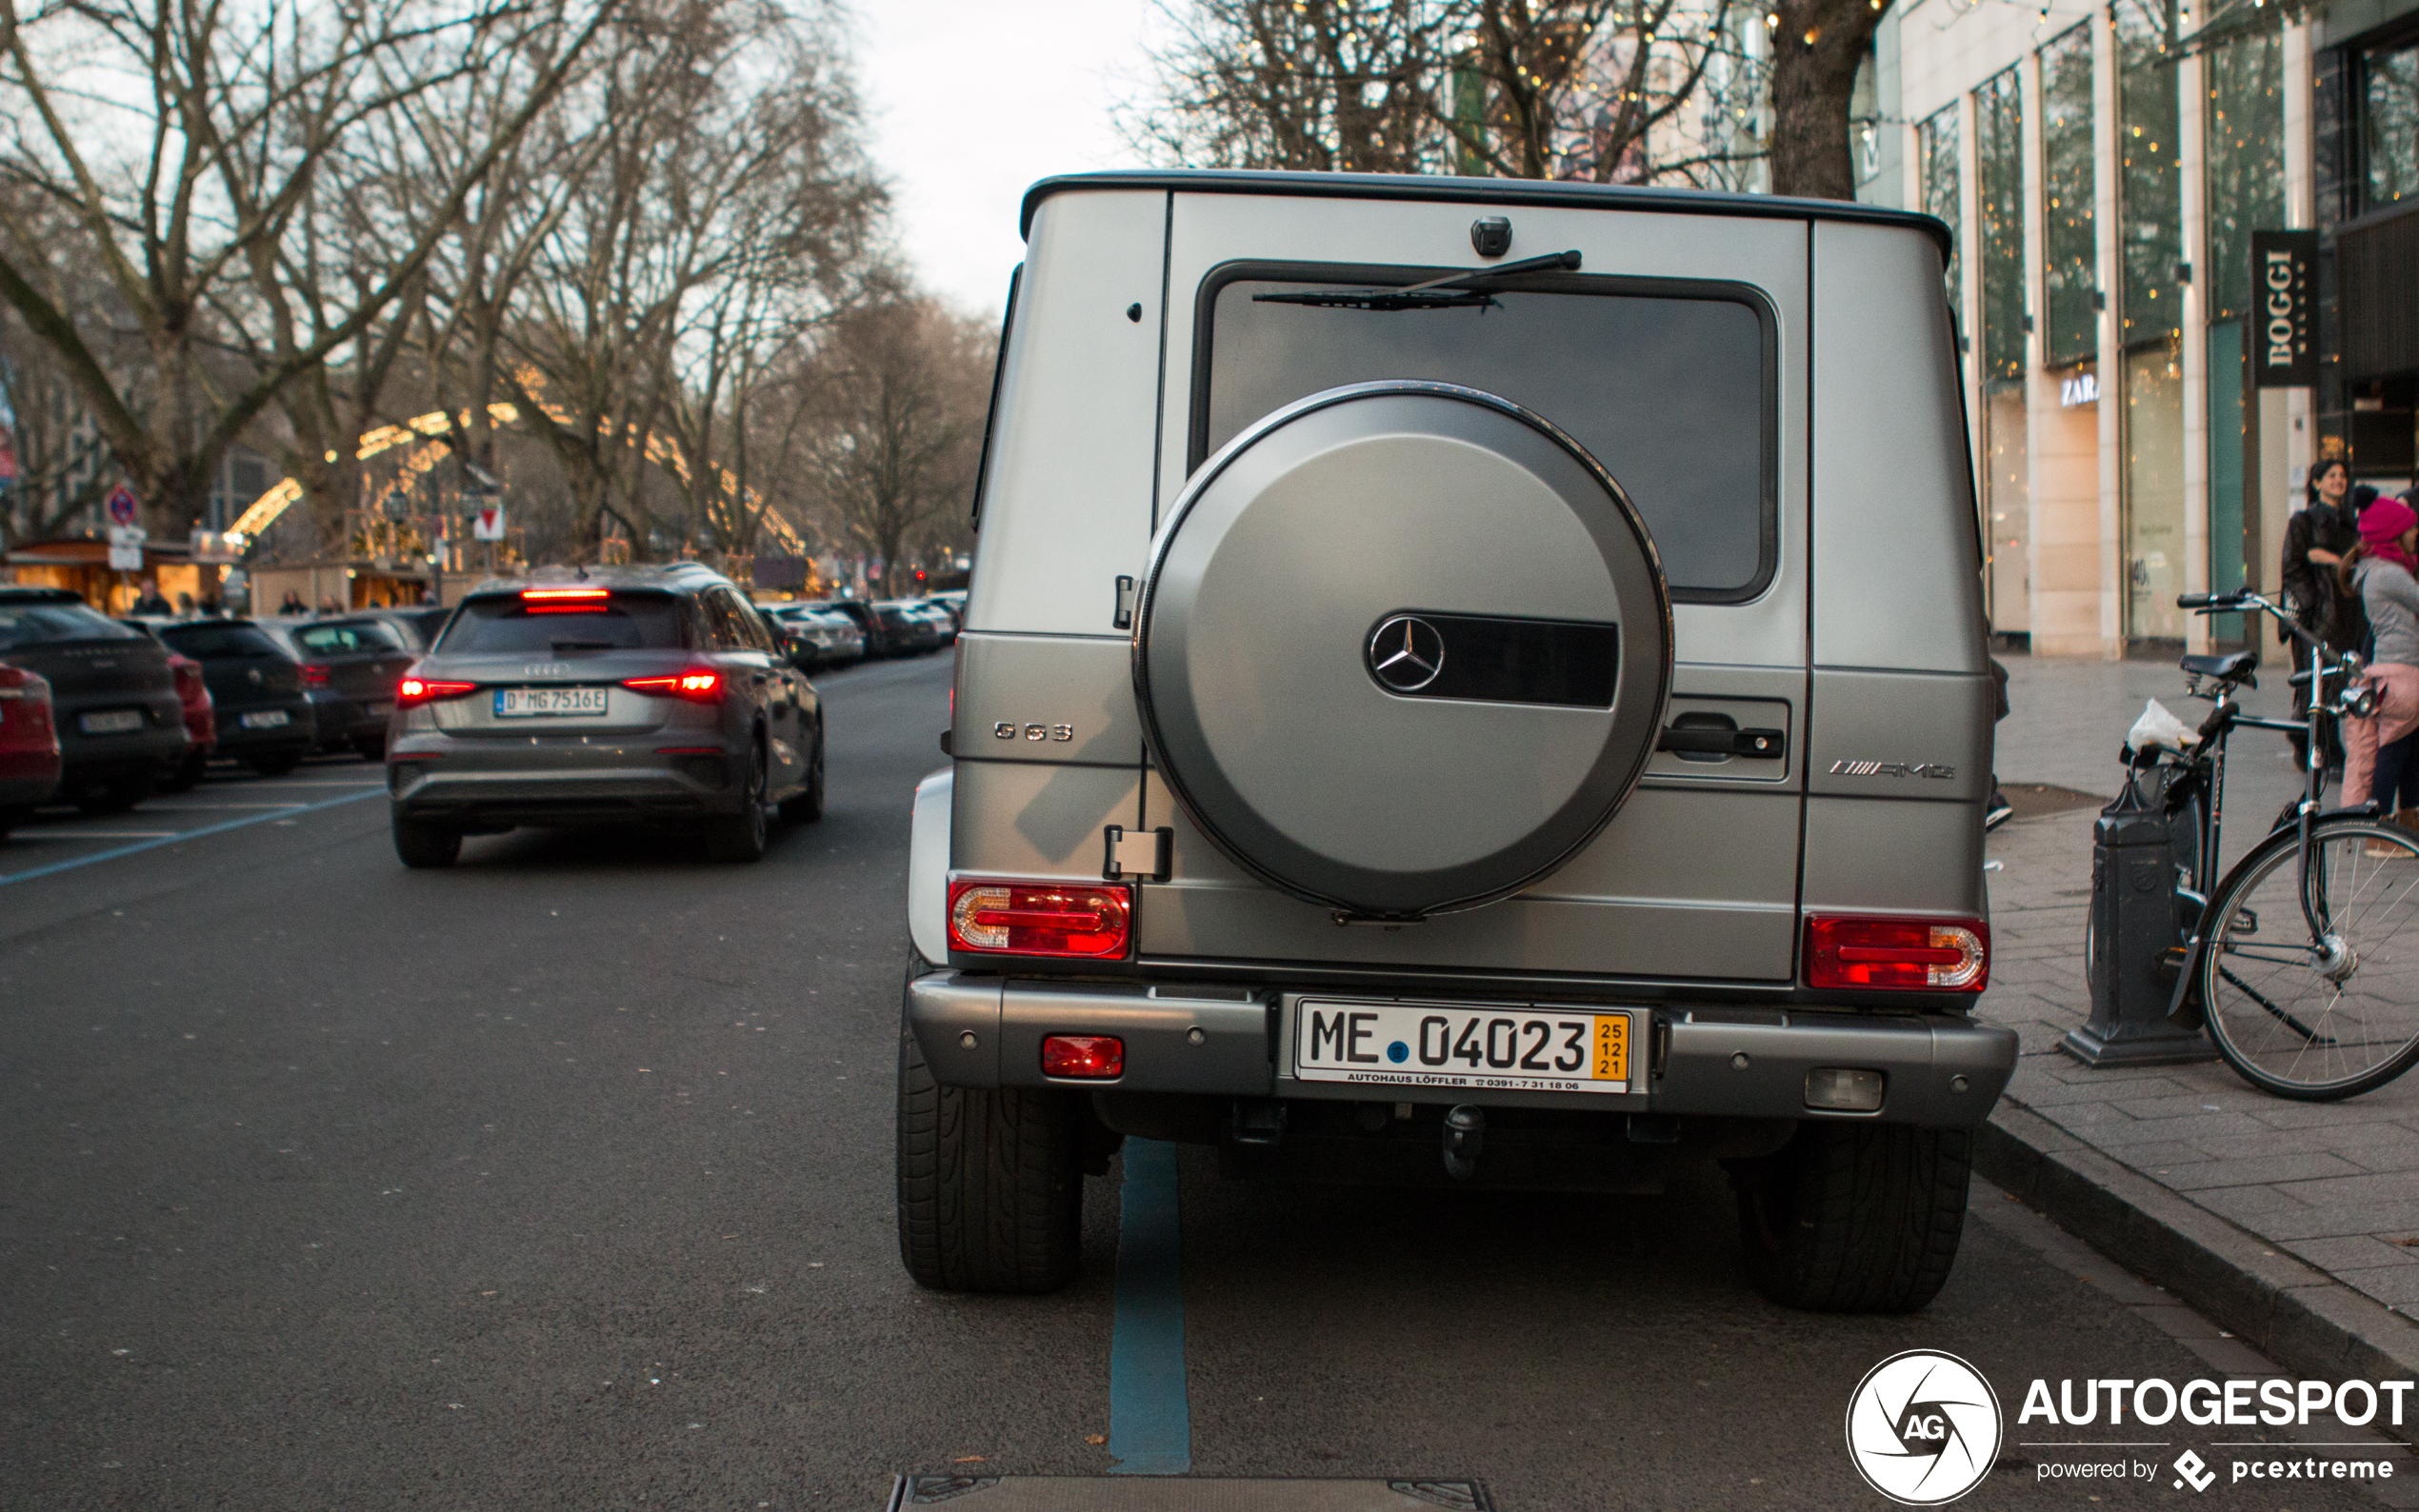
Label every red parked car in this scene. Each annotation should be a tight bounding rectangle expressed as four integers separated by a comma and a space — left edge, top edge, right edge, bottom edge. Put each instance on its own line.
159, 651, 216, 792
0, 661, 64, 838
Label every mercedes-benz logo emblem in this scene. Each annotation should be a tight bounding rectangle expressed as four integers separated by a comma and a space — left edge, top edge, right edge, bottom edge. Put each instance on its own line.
1368, 615, 1445, 693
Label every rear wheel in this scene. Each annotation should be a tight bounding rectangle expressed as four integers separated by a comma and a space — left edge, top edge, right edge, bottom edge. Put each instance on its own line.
75, 770, 152, 816
157, 747, 208, 794
2199, 817, 2419, 1101
392, 812, 461, 868
246, 749, 302, 777
895, 981, 1083, 1293
0, 804, 28, 839
354, 735, 386, 762
704, 743, 770, 863
779, 731, 825, 824
1730, 1122, 1970, 1313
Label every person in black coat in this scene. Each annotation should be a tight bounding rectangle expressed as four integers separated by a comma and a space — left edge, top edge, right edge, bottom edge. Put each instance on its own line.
2283, 459, 2360, 767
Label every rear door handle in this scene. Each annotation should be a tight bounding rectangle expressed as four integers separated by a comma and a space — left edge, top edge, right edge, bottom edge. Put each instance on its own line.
1656, 726, 1786, 759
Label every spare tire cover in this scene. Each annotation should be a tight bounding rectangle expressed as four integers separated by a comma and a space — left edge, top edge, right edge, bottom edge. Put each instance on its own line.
1135, 381, 1671, 919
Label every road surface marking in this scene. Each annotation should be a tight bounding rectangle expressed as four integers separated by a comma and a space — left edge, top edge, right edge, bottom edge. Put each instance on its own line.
0, 788, 383, 886
1107, 1138, 1190, 1476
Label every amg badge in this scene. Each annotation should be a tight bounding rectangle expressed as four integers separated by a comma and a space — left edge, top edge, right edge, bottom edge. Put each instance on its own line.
1830, 760, 1957, 779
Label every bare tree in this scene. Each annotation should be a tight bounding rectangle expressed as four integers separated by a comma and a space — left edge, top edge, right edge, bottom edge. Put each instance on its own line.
1130, 0, 1457, 171
0, 0, 616, 536
801, 295, 992, 601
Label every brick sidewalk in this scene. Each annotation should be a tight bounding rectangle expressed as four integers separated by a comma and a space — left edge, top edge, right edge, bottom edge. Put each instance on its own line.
1983, 653, 2419, 1324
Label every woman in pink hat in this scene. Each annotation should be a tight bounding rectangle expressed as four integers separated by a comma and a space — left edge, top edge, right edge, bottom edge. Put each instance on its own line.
2339, 492, 2419, 824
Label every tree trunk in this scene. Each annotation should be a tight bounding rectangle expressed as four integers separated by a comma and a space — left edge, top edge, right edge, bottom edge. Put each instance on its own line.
1765, 0, 1882, 201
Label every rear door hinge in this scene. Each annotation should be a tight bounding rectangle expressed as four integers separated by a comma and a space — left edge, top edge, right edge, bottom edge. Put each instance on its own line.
1103, 825, 1171, 881
1113, 575, 1138, 630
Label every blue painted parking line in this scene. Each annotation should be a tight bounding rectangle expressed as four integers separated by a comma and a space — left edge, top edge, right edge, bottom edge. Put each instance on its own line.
1107, 1138, 1191, 1476
0, 787, 384, 886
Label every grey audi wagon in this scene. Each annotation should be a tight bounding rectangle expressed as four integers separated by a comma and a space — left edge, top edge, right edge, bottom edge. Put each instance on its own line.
384, 564, 823, 866
897, 170, 2016, 1313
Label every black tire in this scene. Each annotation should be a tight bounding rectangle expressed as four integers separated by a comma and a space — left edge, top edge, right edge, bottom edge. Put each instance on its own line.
779, 731, 825, 824
895, 979, 1083, 1293
156, 747, 207, 794
246, 749, 303, 777
1731, 1122, 1970, 1313
703, 742, 770, 863
0, 804, 28, 840
392, 812, 461, 868
75, 770, 152, 816
354, 736, 386, 762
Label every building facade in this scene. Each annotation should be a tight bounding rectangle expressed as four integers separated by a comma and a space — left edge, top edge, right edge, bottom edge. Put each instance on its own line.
1865, 0, 2419, 656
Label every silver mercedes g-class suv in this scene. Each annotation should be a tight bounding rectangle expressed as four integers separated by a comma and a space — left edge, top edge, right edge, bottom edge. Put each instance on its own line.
898, 170, 2015, 1313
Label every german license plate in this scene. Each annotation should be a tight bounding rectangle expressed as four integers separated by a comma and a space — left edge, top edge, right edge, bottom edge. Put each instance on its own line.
240, 709, 290, 729
78, 709, 143, 735
1292, 999, 1634, 1094
365, 701, 393, 719
494, 687, 608, 718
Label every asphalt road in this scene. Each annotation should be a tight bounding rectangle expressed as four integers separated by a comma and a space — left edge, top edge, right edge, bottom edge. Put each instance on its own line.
4, 651, 2413, 1511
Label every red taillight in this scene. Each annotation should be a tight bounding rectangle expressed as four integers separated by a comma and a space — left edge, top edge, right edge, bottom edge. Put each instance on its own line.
1805, 915, 1989, 992
521, 587, 612, 614
299, 664, 330, 686
948, 879, 1132, 958
397, 676, 477, 707
1040, 1035, 1125, 1079
623, 669, 721, 702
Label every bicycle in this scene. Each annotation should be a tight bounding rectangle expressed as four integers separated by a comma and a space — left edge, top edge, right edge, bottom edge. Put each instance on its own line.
2149, 588, 2419, 1100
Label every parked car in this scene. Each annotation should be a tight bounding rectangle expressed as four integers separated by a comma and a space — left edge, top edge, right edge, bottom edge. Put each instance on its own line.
905, 599, 960, 645
156, 619, 318, 776
871, 600, 943, 656
895, 170, 2016, 1312
265, 616, 418, 760
815, 599, 891, 659
0, 661, 63, 836
390, 605, 454, 650
0, 587, 187, 813
760, 604, 865, 670
386, 564, 825, 866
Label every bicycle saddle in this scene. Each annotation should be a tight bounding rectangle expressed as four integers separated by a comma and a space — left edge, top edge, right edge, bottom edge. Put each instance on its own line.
2179, 649, 2257, 686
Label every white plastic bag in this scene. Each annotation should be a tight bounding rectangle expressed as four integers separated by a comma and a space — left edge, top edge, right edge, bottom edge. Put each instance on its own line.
2126, 698, 2200, 757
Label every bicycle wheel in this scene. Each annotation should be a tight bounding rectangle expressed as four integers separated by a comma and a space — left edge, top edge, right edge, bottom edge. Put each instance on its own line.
2199, 817, 2419, 1100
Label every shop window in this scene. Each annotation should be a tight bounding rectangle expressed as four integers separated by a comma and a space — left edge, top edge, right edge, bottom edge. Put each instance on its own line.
1919, 105, 1961, 300
2366, 40, 2419, 209
2206, 21, 2286, 322
2117, 0, 2182, 346
1977, 67, 2029, 635
2043, 25, 2098, 368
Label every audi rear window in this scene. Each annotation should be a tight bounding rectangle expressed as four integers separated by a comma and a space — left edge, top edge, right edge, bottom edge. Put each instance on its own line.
161, 624, 286, 659
439, 595, 688, 653
0, 601, 143, 649
1199, 269, 1777, 601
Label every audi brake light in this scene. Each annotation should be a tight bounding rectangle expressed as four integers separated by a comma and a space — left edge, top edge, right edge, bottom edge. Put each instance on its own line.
948, 879, 1131, 958
623, 669, 721, 702
521, 587, 609, 602
398, 676, 477, 706
1805, 915, 1989, 992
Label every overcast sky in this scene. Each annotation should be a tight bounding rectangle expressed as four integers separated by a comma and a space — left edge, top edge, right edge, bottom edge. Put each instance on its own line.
853, 0, 1163, 320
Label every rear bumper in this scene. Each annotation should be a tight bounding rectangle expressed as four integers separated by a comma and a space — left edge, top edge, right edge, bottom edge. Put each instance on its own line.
211, 700, 318, 752
906, 973, 2017, 1129
388, 746, 744, 826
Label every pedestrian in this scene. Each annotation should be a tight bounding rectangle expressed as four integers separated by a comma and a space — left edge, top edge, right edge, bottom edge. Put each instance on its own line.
2282, 458, 2361, 768
131, 579, 171, 615
2337, 494, 2419, 829
278, 589, 306, 615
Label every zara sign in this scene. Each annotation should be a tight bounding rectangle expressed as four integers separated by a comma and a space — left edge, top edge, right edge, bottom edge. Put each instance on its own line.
2251, 229, 2317, 388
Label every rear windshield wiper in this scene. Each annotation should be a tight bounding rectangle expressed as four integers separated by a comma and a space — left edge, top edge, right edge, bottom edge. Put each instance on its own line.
1251, 249, 1583, 311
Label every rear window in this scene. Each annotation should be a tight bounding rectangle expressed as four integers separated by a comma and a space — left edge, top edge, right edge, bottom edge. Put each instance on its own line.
294, 620, 408, 655
162, 623, 286, 659
0, 601, 142, 649
1200, 270, 1776, 601
439, 594, 688, 653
